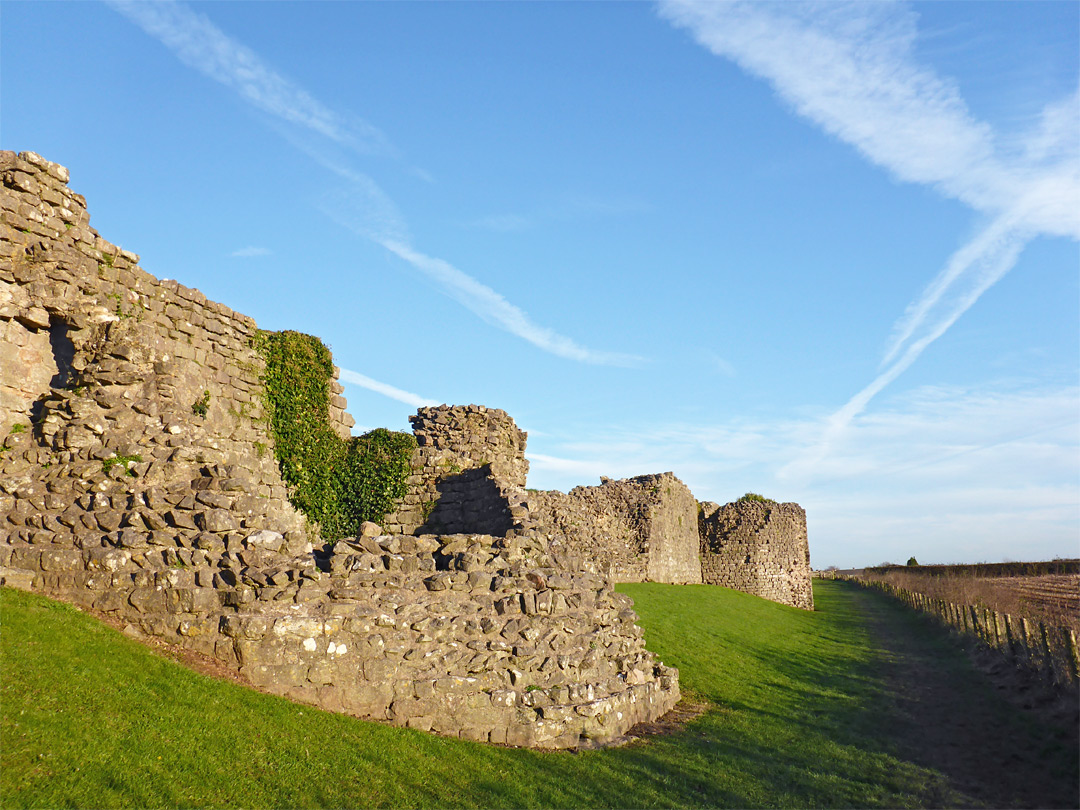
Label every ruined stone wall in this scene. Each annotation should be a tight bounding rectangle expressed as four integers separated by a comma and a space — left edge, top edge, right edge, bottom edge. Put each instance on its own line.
0, 151, 680, 748
523, 473, 703, 585
382, 405, 530, 537
0, 517, 679, 747
0, 150, 319, 545
699, 500, 813, 609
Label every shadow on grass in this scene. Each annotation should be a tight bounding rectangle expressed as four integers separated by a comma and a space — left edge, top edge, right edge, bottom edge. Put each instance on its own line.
3, 581, 1043, 809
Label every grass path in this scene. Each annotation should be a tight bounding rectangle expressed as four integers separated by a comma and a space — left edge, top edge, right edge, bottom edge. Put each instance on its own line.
2, 580, 1076, 808
837, 582, 1079, 809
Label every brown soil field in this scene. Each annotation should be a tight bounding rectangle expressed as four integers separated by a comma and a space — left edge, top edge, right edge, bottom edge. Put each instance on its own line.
864, 571, 1080, 632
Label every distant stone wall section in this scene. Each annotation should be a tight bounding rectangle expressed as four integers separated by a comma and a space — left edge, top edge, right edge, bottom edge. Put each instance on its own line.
699, 500, 813, 609
523, 473, 703, 585
0, 151, 680, 749
382, 405, 529, 537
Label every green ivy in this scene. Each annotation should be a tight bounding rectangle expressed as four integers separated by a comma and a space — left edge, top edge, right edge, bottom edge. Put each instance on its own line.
340, 429, 417, 527
254, 330, 416, 542
191, 390, 211, 418
102, 454, 143, 477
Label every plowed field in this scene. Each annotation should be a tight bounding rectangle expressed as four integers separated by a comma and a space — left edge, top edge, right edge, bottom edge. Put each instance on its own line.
860, 571, 1079, 632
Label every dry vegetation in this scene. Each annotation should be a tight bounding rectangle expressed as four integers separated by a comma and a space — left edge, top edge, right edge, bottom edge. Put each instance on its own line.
864, 570, 1079, 633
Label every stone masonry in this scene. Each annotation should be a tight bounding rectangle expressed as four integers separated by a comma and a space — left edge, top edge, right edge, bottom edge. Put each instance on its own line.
0, 151, 311, 546
0, 151, 680, 748
381, 405, 529, 538
699, 500, 814, 610
522, 473, 703, 585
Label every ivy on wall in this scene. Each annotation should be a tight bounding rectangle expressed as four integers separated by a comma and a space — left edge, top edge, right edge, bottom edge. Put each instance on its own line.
253, 330, 416, 541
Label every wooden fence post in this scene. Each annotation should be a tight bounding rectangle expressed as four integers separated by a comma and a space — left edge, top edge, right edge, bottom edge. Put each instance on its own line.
1003, 613, 1018, 660
991, 610, 1006, 653
1064, 628, 1079, 684
853, 574, 1073, 689
1038, 621, 1058, 685
1019, 618, 1034, 668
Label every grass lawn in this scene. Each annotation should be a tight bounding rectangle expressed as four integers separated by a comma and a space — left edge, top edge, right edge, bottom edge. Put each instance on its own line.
1, 580, 1073, 808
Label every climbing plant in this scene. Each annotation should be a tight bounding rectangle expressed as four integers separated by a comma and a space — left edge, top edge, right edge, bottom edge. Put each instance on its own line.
254, 330, 416, 541
340, 429, 417, 526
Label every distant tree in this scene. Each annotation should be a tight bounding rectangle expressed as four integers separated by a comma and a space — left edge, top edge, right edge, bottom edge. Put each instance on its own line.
906, 557, 919, 567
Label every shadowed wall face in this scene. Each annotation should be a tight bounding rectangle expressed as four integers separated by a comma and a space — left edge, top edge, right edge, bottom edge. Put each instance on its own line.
699, 500, 814, 610
380, 405, 528, 537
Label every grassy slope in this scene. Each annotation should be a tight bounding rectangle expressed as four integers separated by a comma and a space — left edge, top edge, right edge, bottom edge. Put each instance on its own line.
0, 581, 1067, 809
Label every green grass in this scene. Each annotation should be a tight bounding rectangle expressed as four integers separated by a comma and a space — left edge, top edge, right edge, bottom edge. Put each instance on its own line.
0, 581, 1070, 808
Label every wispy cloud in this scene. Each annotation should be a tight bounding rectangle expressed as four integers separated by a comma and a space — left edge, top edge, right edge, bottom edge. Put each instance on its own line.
534, 384, 1079, 496
659, 1, 1079, 236
321, 194, 641, 367
881, 214, 1027, 368
659, 0, 1080, 466
779, 214, 1031, 478
230, 246, 271, 258
526, 382, 1079, 564
111, 0, 626, 367
379, 239, 647, 367
338, 368, 439, 409
107, 0, 392, 155
109, 0, 409, 247
315, 178, 411, 246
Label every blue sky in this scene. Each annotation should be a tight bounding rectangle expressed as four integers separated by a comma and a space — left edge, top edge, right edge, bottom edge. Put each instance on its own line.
4, 1, 1077, 567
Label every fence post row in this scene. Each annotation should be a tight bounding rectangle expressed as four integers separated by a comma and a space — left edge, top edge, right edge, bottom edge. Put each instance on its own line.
840, 575, 1075, 689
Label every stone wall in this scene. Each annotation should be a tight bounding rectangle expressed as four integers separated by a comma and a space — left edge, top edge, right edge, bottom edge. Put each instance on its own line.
0, 151, 680, 748
0, 150, 312, 544
523, 474, 703, 585
0, 514, 679, 747
381, 405, 530, 537
699, 500, 813, 610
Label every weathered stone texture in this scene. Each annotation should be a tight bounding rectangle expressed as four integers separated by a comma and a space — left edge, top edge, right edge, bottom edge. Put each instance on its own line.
382, 405, 530, 537
0, 151, 309, 545
523, 473, 703, 585
0, 151, 680, 748
699, 500, 814, 610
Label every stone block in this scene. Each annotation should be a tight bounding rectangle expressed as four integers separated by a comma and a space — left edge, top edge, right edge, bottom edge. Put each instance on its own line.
39, 548, 83, 571
0, 567, 35, 590
195, 510, 238, 533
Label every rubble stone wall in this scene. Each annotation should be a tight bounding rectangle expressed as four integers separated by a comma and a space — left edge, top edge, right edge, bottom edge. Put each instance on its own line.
0, 150, 315, 542
381, 405, 530, 537
522, 473, 703, 585
699, 500, 814, 610
0, 151, 680, 748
